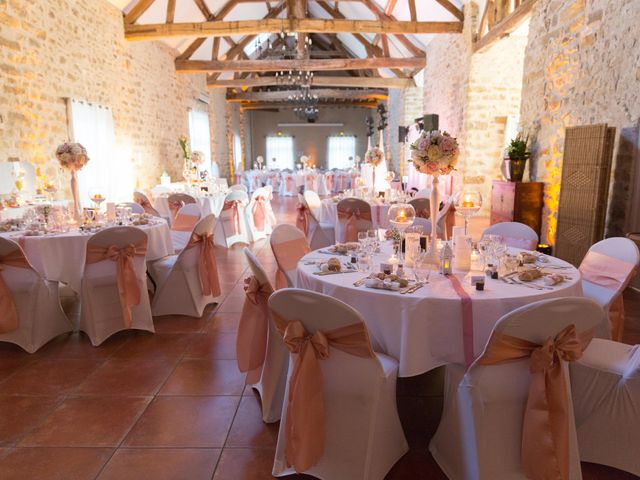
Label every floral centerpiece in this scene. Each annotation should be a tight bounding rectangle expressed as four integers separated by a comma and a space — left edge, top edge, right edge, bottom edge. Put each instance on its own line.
364, 147, 384, 167
56, 142, 89, 220
179, 136, 196, 183
410, 130, 458, 175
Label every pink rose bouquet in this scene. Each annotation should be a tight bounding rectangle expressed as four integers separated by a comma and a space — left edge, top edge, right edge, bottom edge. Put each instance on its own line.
364, 147, 384, 166
55, 142, 89, 172
410, 130, 458, 176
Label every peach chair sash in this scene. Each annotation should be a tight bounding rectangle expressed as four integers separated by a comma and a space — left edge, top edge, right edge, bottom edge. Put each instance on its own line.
337, 208, 372, 242
134, 194, 160, 217
172, 213, 200, 232
296, 203, 309, 237
253, 196, 267, 232
477, 324, 594, 480
273, 313, 376, 472
305, 175, 316, 191
325, 174, 334, 192
0, 250, 32, 334
223, 200, 243, 236
186, 232, 221, 297
285, 175, 295, 193
273, 238, 310, 290
237, 275, 274, 384
266, 201, 277, 229
86, 241, 147, 328
168, 200, 183, 220
580, 250, 637, 341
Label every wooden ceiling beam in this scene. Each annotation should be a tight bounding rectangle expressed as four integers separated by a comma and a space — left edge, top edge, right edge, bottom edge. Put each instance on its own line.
193, 0, 213, 19
124, 0, 156, 24
125, 18, 463, 41
435, 0, 464, 21
474, 0, 536, 53
384, 0, 399, 16
178, 56, 425, 72
408, 0, 417, 22
166, 0, 176, 23
208, 75, 415, 89
227, 88, 389, 102
239, 100, 379, 110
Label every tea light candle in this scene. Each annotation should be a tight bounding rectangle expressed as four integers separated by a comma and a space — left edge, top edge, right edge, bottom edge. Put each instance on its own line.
395, 209, 408, 223
461, 192, 475, 208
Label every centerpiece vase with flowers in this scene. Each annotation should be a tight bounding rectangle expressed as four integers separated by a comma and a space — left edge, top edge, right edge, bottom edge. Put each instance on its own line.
410, 130, 459, 265
179, 136, 195, 185
364, 139, 384, 197
55, 142, 89, 221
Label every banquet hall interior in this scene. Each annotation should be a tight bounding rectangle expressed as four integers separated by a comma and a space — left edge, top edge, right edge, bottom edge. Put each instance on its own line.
1, 0, 640, 479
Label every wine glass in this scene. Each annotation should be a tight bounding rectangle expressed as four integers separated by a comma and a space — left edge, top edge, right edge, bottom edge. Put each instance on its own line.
413, 253, 434, 284
357, 231, 368, 250
454, 189, 482, 235
89, 188, 106, 209
367, 229, 378, 253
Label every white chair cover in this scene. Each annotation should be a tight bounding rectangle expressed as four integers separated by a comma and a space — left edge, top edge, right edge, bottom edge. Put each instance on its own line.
482, 221, 539, 250
335, 198, 373, 244
269, 288, 408, 479
151, 185, 171, 197
315, 173, 329, 196
230, 184, 248, 193
302, 191, 335, 250
246, 187, 270, 242
170, 203, 201, 253
79, 227, 154, 346
270, 225, 310, 288
150, 215, 220, 317
324, 171, 336, 194
242, 248, 289, 422
304, 173, 318, 193
280, 172, 297, 197
570, 338, 640, 476
430, 297, 604, 480
0, 238, 72, 353
116, 202, 145, 215
214, 190, 250, 248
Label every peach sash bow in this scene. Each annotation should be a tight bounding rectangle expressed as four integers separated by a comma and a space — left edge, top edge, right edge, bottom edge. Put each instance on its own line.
337, 208, 372, 242
135, 196, 160, 217
305, 175, 316, 191
325, 174, 334, 192
223, 200, 243, 236
273, 238, 311, 290
171, 213, 200, 232
0, 250, 31, 334
273, 314, 376, 472
86, 242, 147, 328
168, 200, 184, 220
478, 324, 594, 480
186, 232, 221, 297
237, 276, 274, 384
580, 251, 636, 341
336, 174, 346, 192
252, 196, 267, 232
296, 203, 309, 237
285, 175, 295, 193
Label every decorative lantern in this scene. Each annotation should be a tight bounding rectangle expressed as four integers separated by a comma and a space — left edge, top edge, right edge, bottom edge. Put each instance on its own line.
440, 241, 453, 275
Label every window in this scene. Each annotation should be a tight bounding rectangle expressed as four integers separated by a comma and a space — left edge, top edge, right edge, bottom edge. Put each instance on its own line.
327, 135, 356, 169
266, 136, 294, 170
188, 109, 212, 173
233, 133, 242, 171
68, 99, 133, 207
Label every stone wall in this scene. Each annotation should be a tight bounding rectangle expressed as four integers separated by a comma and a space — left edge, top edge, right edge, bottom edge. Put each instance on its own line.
0, 0, 227, 195
520, 0, 640, 242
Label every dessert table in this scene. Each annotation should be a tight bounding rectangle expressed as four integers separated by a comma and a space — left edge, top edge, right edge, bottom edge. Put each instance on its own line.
0, 220, 173, 292
296, 246, 582, 377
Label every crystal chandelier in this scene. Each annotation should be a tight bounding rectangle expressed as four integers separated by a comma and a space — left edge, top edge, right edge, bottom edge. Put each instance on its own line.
289, 84, 319, 122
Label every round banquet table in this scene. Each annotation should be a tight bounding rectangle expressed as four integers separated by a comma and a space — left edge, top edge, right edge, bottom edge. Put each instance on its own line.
0, 220, 173, 292
153, 194, 226, 222
319, 199, 391, 230
296, 246, 583, 377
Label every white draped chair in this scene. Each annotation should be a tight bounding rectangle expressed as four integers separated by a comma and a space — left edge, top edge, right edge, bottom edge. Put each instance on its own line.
170, 203, 201, 253
280, 172, 297, 197
482, 222, 539, 251
149, 215, 221, 317
324, 171, 336, 194
214, 190, 250, 248
335, 198, 373, 243
269, 288, 408, 480
246, 187, 272, 242
116, 202, 144, 215
133, 190, 161, 217
236, 248, 288, 423
570, 338, 640, 476
429, 297, 604, 480
334, 171, 349, 193
304, 172, 318, 193
300, 191, 335, 250
415, 188, 431, 198
263, 186, 277, 235
0, 238, 72, 353
230, 184, 248, 193
79, 227, 154, 346
578, 237, 640, 341
270, 224, 310, 289
409, 197, 431, 220
315, 173, 329, 196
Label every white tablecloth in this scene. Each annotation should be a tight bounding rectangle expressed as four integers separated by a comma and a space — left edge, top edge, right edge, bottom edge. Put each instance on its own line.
0, 201, 69, 222
1, 221, 173, 292
319, 199, 392, 229
153, 194, 226, 220
296, 247, 582, 376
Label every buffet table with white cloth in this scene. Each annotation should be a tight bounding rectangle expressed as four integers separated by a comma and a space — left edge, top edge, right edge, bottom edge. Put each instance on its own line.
296, 247, 582, 377
0, 221, 173, 292
319, 198, 392, 230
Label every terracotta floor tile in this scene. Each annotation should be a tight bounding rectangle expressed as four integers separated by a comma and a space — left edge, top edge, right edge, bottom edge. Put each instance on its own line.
0, 356, 30, 384
21, 396, 150, 447
123, 396, 240, 447
37, 331, 130, 359
185, 332, 237, 359
0, 357, 105, 395
74, 356, 177, 396
225, 396, 279, 448
217, 294, 248, 313
152, 314, 209, 333
97, 448, 221, 480
0, 447, 112, 480
110, 332, 196, 361
0, 396, 62, 446
159, 359, 245, 396
212, 448, 277, 480
204, 312, 241, 333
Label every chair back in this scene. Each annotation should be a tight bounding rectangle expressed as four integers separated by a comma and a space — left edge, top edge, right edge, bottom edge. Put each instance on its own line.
174, 214, 215, 269
303, 190, 322, 219
336, 198, 373, 242
461, 297, 604, 480
482, 221, 539, 250
415, 188, 431, 198
171, 203, 202, 232
168, 193, 196, 206
0, 237, 37, 283
409, 198, 431, 219
270, 225, 310, 287
243, 247, 272, 288
85, 227, 148, 279
230, 184, 248, 193
133, 191, 160, 217
116, 202, 145, 214
410, 217, 433, 235
588, 237, 640, 265
225, 189, 249, 204
251, 186, 269, 202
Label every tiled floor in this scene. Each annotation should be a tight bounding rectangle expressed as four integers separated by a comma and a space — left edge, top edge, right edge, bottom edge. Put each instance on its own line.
0, 196, 637, 479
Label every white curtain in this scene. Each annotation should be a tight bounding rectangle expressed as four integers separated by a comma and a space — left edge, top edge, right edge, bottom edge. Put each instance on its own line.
233, 133, 242, 172
327, 136, 356, 170
266, 136, 294, 170
69, 99, 132, 207
189, 109, 212, 174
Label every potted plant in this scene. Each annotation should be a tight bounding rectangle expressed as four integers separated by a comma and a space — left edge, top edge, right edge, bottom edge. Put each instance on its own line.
503, 133, 530, 182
